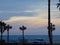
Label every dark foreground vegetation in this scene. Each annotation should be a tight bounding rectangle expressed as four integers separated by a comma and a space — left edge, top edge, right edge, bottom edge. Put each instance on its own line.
0, 43, 60, 45
0, 40, 60, 45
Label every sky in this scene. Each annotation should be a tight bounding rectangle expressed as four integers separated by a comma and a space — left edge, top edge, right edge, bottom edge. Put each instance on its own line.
0, 0, 60, 35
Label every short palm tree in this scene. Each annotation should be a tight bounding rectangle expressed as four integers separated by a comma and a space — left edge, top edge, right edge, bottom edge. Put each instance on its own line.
6, 24, 12, 42
19, 25, 27, 44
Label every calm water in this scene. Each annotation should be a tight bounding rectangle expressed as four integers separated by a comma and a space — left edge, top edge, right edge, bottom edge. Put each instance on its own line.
1, 35, 60, 43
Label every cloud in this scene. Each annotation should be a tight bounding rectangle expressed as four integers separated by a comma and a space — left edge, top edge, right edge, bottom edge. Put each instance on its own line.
3, 16, 37, 23
3, 16, 60, 26
3, 16, 60, 24
0, 9, 41, 14
0, 10, 30, 13
3, 16, 60, 35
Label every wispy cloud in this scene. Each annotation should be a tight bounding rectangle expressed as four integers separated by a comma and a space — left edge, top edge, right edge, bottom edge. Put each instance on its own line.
0, 9, 41, 13
0, 10, 28, 13
4, 16, 60, 25
3, 16, 60, 35
3, 16, 37, 23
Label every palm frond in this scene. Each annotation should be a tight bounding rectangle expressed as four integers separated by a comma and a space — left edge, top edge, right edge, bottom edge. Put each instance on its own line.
59, 0, 60, 2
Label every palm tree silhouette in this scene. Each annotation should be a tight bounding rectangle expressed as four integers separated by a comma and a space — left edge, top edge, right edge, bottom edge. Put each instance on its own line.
6, 24, 12, 43
57, 0, 60, 10
0, 21, 2, 41
48, 0, 52, 45
48, 0, 56, 45
19, 25, 27, 45
0, 21, 6, 41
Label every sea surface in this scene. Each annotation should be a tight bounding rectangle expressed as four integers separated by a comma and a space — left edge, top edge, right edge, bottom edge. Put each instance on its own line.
1, 35, 60, 43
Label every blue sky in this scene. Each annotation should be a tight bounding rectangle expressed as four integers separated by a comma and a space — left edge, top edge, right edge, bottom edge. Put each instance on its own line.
0, 0, 60, 35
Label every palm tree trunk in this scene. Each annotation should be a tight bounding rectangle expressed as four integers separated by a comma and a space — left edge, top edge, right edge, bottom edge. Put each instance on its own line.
48, 0, 53, 45
22, 30, 24, 45
0, 26, 3, 44
7, 28, 9, 43
1, 32, 2, 41
1, 26, 2, 41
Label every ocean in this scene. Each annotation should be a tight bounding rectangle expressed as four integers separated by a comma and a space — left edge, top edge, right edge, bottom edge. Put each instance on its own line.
1, 35, 60, 43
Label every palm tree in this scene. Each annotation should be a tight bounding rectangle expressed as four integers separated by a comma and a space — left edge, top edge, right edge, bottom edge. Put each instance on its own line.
0, 21, 6, 41
48, 0, 53, 45
19, 25, 27, 45
57, 0, 60, 10
48, 0, 56, 45
6, 24, 12, 43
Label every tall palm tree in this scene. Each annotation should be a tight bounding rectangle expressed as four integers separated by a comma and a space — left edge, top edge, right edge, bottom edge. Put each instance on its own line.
6, 24, 12, 43
19, 25, 27, 45
48, 0, 56, 45
57, 0, 60, 10
48, 0, 53, 45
